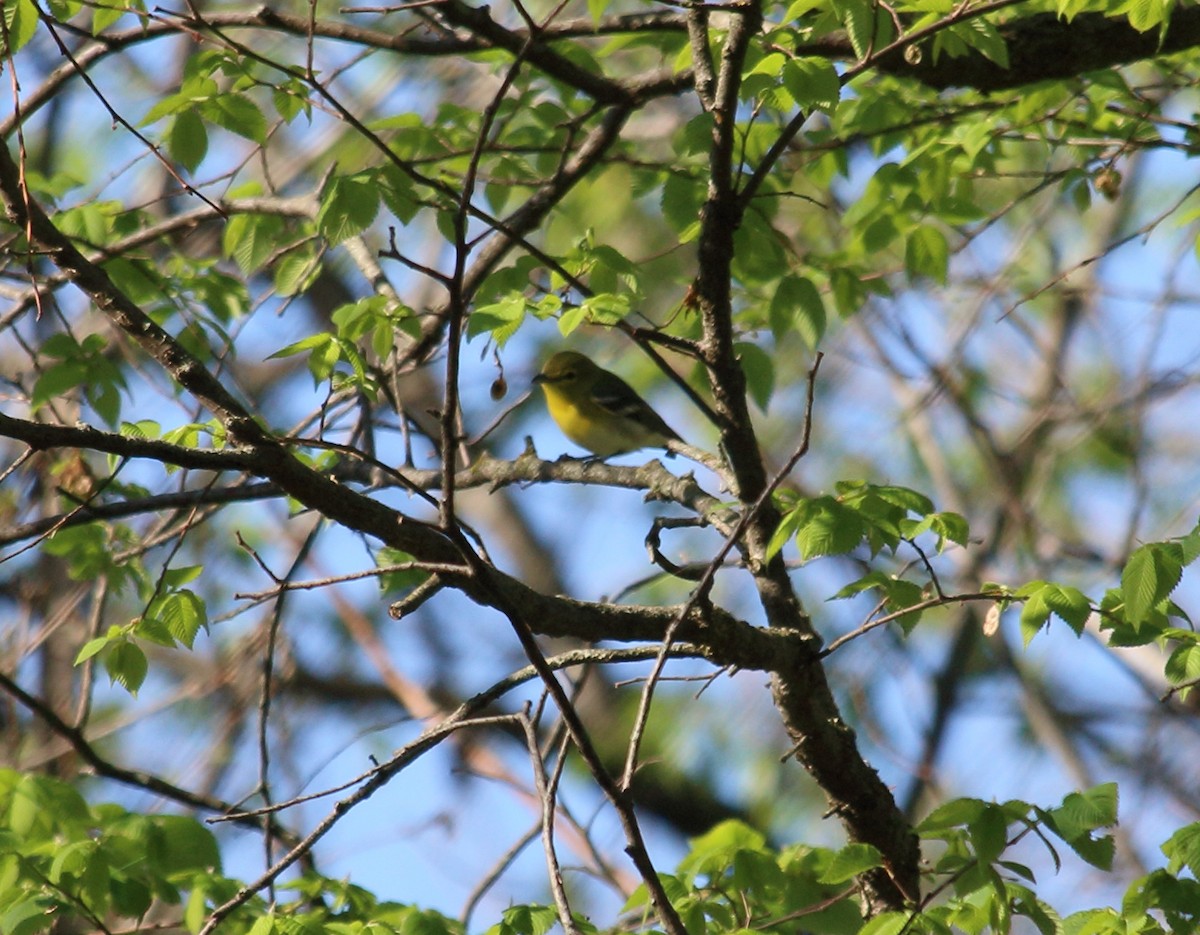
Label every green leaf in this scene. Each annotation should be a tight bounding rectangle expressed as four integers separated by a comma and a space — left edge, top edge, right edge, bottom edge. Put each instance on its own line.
222, 211, 284, 274
681, 820, 768, 878
169, 110, 208, 173
1040, 584, 1092, 636
829, 267, 866, 317
200, 93, 267, 143
661, 170, 703, 235
377, 165, 419, 224
469, 295, 528, 347
576, 293, 633, 328
766, 505, 807, 560
75, 629, 120, 664
318, 176, 381, 245
1, 897, 56, 935
1061, 907, 1121, 934
903, 510, 971, 551
969, 804, 1009, 864
818, 843, 882, 884
46, 0, 83, 19
32, 360, 89, 412
1047, 784, 1118, 870
860, 482, 934, 515
1122, 543, 1182, 627
269, 332, 332, 360
1162, 822, 1200, 876
2, 0, 39, 55
185, 886, 210, 933
496, 905, 558, 935
956, 17, 1010, 68
1118, 0, 1170, 31
105, 640, 148, 695
246, 913, 276, 935
833, 0, 892, 58
794, 497, 867, 560
1019, 583, 1052, 645
44, 523, 125, 582
272, 79, 312, 123
769, 275, 826, 348
156, 590, 207, 649
781, 58, 840, 113
856, 913, 908, 935
905, 224, 949, 283
828, 570, 892, 601
156, 815, 222, 874
918, 797, 987, 835
736, 342, 774, 412
1165, 644, 1200, 688
91, 0, 130, 32
861, 213, 898, 254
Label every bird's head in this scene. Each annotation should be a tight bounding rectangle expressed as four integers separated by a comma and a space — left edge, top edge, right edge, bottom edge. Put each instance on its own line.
532, 351, 595, 389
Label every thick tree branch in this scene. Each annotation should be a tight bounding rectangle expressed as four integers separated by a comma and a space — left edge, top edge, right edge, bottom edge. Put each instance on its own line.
866, 7, 1200, 92
690, 1, 921, 909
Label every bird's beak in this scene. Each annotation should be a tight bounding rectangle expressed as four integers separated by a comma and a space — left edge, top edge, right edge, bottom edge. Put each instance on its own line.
531, 372, 548, 385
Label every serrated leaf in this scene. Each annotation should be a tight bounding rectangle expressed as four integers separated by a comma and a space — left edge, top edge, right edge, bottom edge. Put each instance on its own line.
2, 0, 39, 55
769, 275, 826, 347
834, 0, 884, 58
1041, 584, 1092, 635
905, 224, 949, 283
318, 176, 380, 245
274, 249, 320, 297
75, 635, 114, 664
268, 332, 332, 360
201, 93, 267, 143
468, 294, 527, 346
969, 804, 1009, 864
105, 641, 148, 695
1122, 543, 1182, 627
32, 360, 89, 411
958, 17, 1010, 68
795, 497, 867, 560
92, 0, 127, 32
661, 170, 702, 236
829, 570, 892, 601
159, 590, 207, 648
1165, 644, 1200, 684
1052, 783, 1119, 839
222, 212, 284, 274
736, 341, 774, 411
169, 110, 208, 173
1162, 822, 1200, 876
1019, 584, 1052, 645
766, 505, 807, 560
819, 843, 882, 884
856, 913, 908, 935
781, 57, 840, 113
918, 797, 988, 835
272, 80, 311, 123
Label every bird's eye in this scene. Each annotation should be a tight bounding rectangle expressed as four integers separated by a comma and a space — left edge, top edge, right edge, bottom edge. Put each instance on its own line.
563, 369, 575, 379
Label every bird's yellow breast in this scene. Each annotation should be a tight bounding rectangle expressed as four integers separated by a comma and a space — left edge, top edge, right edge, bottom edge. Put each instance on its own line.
540, 385, 633, 456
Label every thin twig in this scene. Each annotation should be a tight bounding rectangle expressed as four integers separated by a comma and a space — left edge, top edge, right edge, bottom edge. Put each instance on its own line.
519, 710, 579, 934
620, 352, 824, 792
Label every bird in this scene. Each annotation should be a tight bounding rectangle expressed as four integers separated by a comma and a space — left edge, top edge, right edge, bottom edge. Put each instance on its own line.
532, 350, 682, 457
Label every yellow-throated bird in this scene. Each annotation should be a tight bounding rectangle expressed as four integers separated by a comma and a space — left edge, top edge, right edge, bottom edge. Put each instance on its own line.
533, 351, 681, 457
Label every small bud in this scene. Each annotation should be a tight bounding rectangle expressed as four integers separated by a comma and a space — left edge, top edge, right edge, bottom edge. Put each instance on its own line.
983, 603, 1001, 637
490, 376, 508, 400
